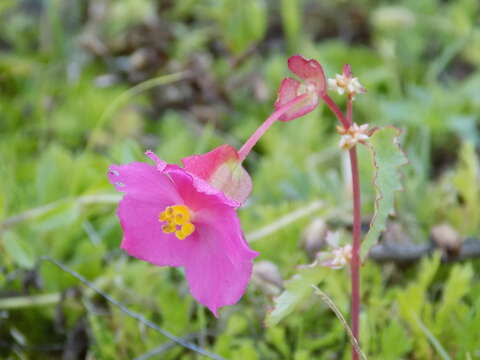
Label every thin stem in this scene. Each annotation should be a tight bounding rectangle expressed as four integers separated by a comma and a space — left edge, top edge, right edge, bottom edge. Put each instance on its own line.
346, 96, 353, 127
349, 147, 361, 360
0, 194, 120, 234
237, 94, 308, 161
312, 286, 367, 360
321, 94, 350, 128
347, 95, 361, 360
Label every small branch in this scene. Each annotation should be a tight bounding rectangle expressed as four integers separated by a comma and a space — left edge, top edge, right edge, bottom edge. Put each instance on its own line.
0, 194, 120, 233
0, 202, 60, 231
321, 94, 350, 128
134, 341, 181, 360
312, 286, 367, 360
39, 256, 225, 360
87, 72, 189, 152
246, 200, 324, 243
134, 332, 215, 360
237, 94, 308, 161
0, 293, 61, 309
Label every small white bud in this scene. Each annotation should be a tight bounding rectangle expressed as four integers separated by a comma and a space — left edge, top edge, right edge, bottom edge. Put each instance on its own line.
337, 123, 370, 150
328, 73, 365, 99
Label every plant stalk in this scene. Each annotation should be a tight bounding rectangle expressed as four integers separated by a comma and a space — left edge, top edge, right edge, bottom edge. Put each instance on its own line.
349, 146, 361, 360
238, 94, 308, 161
321, 94, 349, 128
347, 96, 361, 360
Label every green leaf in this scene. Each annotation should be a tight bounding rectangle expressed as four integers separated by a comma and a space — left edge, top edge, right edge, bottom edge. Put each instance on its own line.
414, 314, 452, 360
380, 321, 413, 360
266, 265, 326, 327
361, 126, 408, 259
213, 0, 267, 55
397, 253, 441, 358
281, 0, 302, 52
3, 231, 35, 269
0, 190, 5, 221
435, 264, 473, 331
453, 142, 479, 233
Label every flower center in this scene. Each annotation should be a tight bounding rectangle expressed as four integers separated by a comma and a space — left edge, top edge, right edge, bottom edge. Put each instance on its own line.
159, 204, 195, 240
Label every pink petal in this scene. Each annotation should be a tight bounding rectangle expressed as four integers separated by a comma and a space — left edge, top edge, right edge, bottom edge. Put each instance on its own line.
184, 206, 258, 316
114, 161, 242, 268
108, 162, 179, 203
108, 161, 190, 266
275, 77, 301, 108
161, 165, 236, 212
181, 145, 252, 206
288, 55, 326, 92
275, 91, 319, 122
118, 195, 193, 267
110, 154, 259, 314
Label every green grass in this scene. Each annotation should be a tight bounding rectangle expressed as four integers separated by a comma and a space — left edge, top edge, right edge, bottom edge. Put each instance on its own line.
1, 0, 480, 358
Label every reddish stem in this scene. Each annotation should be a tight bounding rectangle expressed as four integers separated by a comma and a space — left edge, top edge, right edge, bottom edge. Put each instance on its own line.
321, 91, 361, 358
349, 147, 361, 360
347, 95, 361, 360
238, 94, 308, 162
346, 96, 353, 127
321, 94, 351, 128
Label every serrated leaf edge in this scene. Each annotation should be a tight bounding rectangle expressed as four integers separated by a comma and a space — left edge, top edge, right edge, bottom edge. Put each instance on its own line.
361, 125, 408, 260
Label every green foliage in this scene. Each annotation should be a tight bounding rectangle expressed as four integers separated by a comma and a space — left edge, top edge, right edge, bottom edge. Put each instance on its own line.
266, 265, 326, 327
281, 0, 302, 52
203, 0, 267, 55
1, 0, 480, 358
451, 142, 480, 234
3, 231, 35, 269
361, 127, 408, 259
379, 321, 412, 360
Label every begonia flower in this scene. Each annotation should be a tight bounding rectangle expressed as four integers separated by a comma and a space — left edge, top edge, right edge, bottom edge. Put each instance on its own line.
108, 147, 258, 316
314, 232, 352, 269
336, 122, 370, 150
274, 55, 327, 121
328, 64, 366, 99
108, 55, 331, 316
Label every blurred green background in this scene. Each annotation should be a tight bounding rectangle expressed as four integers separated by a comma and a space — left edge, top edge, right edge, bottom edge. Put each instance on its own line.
1, 0, 480, 359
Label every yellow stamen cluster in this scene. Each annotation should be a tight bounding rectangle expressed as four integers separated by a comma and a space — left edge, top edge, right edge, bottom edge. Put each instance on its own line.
159, 205, 195, 240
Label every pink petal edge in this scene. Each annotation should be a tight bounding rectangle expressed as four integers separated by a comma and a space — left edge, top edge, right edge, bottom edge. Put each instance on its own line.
184, 209, 258, 316
287, 55, 326, 93
275, 77, 301, 108
182, 145, 252, 206
275, 89, 319, 122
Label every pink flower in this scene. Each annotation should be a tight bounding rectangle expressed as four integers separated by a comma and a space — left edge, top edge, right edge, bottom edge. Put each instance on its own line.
274, 55, 327, 121
108, 145, 258, 316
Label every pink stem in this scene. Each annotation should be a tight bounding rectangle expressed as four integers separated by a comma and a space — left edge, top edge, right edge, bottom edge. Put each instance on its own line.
346, 96, 353, 127
347, 95, 361, 360
321, 94, 350, 128
321, 91, 361, 358
349, 147, 361, 360
238, 94, 308, 162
